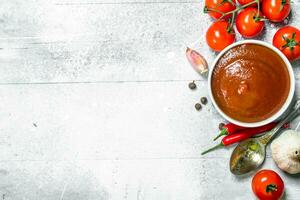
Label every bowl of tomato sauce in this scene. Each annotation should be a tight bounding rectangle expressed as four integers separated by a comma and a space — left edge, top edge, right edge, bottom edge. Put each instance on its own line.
208, 40, 295, 127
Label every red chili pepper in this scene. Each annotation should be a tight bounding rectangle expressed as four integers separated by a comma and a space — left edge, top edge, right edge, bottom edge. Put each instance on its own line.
202, 122, 283, 155
214, 123, 247, 141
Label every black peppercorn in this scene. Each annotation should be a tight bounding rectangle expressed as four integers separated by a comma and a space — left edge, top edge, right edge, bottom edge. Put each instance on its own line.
200, 97, 208, 105
195, 103, 202, 110
188, 81, 197, 90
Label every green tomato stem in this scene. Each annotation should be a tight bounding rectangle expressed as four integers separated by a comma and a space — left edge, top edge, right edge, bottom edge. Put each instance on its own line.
205, 0, 258, 21
266, 184, 278, 193
281, 32, 299, 51
256, 0, 260, 19
229, 11, 236, 32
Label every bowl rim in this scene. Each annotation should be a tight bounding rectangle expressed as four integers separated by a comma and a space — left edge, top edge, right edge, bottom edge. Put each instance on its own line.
208, 40, 295, 128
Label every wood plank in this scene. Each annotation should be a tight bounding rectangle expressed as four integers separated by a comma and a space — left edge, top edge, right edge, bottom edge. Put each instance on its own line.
0, 1, 299, 83
0, 159, 299, 199
0, 81, 220, 161
56, 0, 200, 4
0, 81, 299, 162
55, 0, 300, 4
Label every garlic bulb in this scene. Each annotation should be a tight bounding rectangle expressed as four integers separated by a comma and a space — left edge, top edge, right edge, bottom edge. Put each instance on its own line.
271, 130, 300, 174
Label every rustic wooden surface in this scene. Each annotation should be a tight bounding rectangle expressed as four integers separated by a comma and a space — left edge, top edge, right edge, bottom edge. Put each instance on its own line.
0, 0, 299, 199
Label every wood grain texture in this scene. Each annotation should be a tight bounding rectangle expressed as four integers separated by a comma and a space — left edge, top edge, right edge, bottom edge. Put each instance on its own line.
0, 0, 300, 199
0, 1, 299, 83
0, 81, 299, 200
0, 159, 299, 200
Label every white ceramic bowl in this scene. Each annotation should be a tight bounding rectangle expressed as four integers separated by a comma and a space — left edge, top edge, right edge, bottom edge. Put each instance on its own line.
208, 40, 295, 128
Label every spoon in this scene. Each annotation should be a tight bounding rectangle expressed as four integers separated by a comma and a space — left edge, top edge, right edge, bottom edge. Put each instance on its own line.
229, 100, 300, 175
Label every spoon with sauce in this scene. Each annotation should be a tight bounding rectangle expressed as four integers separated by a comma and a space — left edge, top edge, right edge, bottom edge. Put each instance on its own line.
230, 100, 300, 175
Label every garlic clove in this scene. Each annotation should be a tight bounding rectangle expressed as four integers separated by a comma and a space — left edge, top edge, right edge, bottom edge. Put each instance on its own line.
186, 47, 209, 76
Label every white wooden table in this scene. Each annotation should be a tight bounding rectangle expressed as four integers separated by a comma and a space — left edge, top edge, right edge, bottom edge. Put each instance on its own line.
0, 0, 299, 199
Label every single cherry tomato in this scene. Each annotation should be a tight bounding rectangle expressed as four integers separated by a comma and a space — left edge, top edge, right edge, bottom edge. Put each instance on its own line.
273, 26, 300, 61
262, 0, 291, 22
236, 7, 265, 38
206, 21, 235, 52
204, 0, 237, 20
237, 0, 262, 6
252, 170, 284, 200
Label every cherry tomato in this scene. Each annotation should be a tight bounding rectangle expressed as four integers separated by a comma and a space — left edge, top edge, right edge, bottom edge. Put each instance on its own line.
206, 21, 235, 52
252, 170, 284, 200
262, 0, 291, 22
273, 26, 300, 61
205, 0, 237, 20
236, 7, 265, 38
237, 0, 262, 6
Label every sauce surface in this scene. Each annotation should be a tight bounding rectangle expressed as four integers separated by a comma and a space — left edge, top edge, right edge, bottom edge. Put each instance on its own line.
211, 44, 290, 123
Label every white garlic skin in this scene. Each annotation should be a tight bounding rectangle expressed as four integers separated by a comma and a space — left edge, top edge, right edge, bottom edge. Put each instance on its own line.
185, 47, 208, 75
271, 130, 300, 174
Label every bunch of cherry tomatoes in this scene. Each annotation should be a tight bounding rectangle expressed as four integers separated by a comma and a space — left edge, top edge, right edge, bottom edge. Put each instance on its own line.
204, 0, 300, 61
